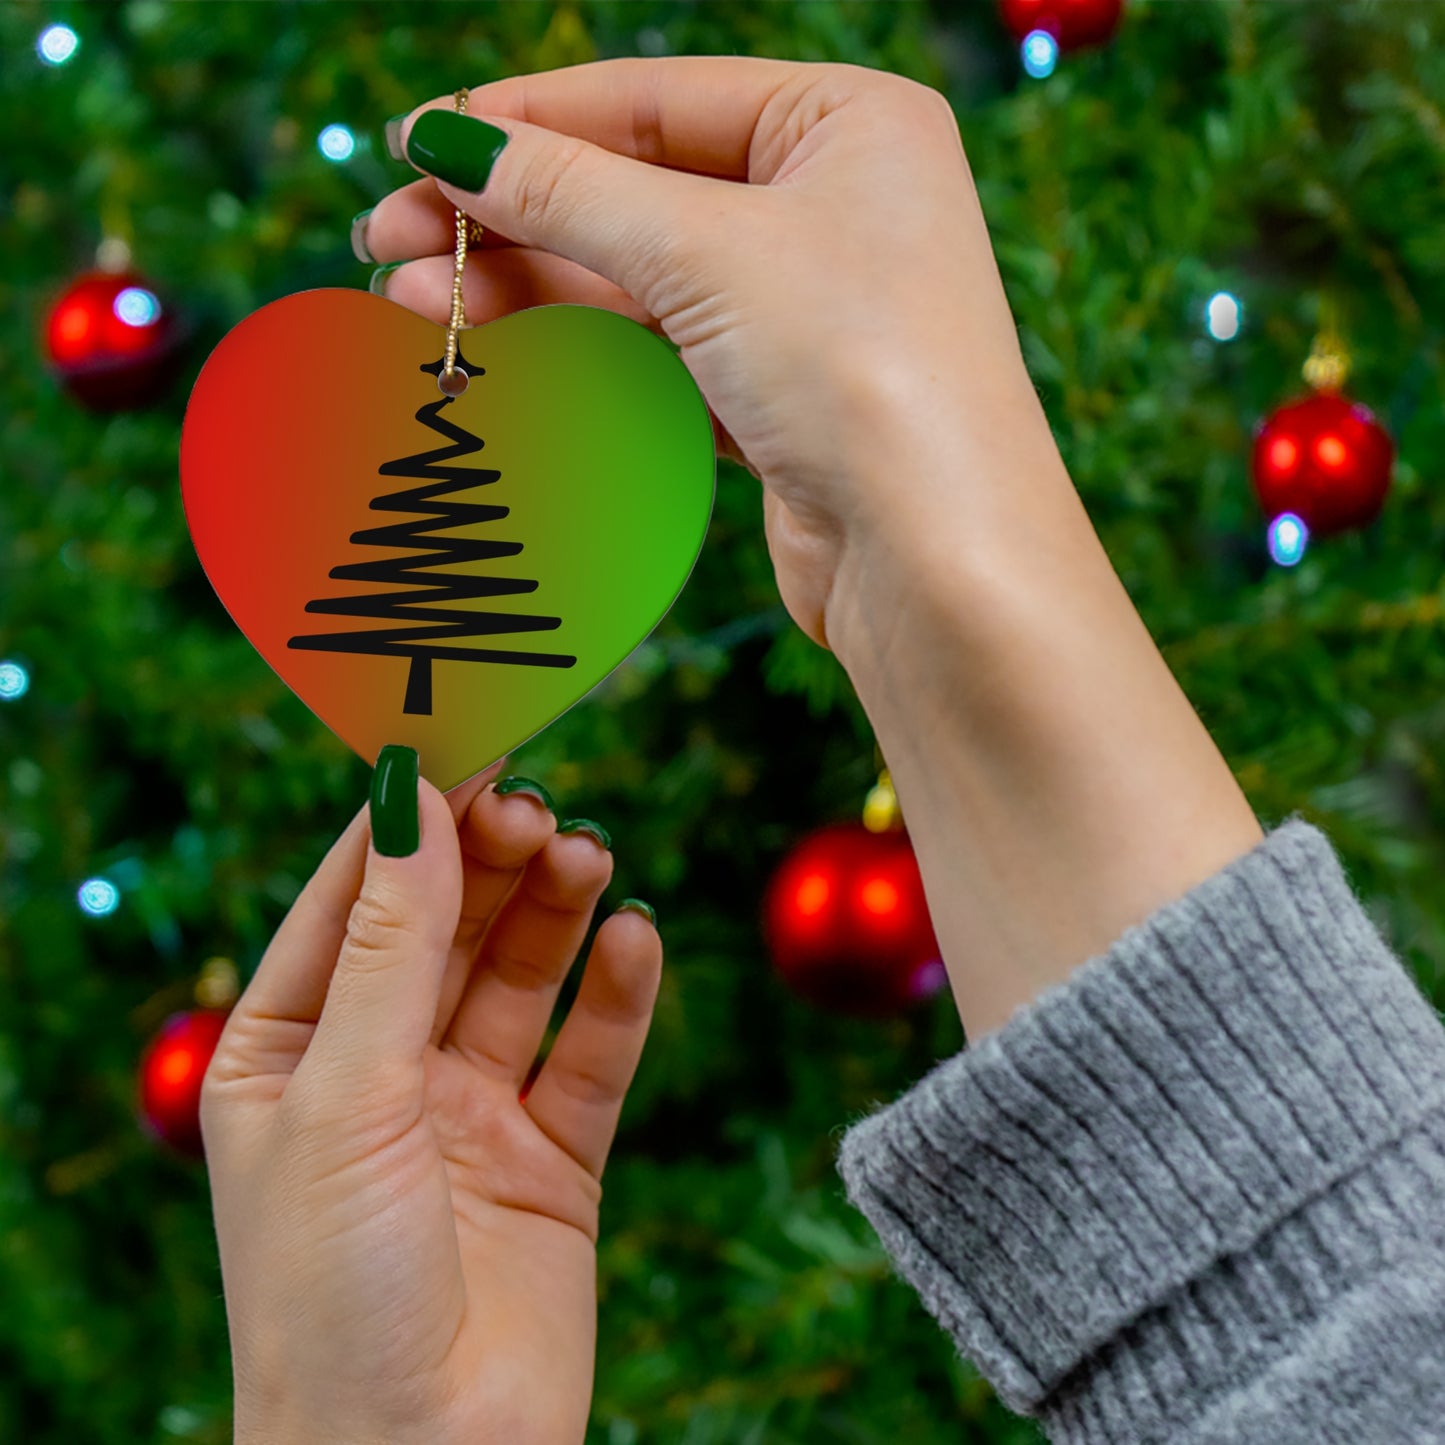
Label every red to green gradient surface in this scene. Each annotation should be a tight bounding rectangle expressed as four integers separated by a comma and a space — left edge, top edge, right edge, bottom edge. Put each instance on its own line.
180, 289, 715, 791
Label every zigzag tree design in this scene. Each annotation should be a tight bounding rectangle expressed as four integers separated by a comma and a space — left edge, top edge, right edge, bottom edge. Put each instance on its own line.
288, 381, 575, 716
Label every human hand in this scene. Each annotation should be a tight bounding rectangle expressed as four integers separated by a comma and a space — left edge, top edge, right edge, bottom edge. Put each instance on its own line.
359, 59, 1261, 1050
359, 57, 1066, 659
201, 755, 661, 1445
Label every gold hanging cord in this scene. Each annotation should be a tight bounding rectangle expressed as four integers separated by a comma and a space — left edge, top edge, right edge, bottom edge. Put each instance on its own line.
440, 88, 481, 395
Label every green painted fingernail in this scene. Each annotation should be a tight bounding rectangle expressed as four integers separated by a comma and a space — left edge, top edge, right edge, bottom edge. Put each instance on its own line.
350, 208, 375, 264
558, 818, 612, 850
370, 745, 419, 857
369, 261, 404, 297
384, 113, 409, 162
617, 898, 656, 926
405, 110, 510, 192
494, 775, 555, 812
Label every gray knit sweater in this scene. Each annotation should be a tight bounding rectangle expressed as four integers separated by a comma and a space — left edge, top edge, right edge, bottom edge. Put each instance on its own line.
836, 816, 1445, 1443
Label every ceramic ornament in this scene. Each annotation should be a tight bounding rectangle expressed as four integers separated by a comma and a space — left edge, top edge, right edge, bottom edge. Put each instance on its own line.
180, 287, 715, 791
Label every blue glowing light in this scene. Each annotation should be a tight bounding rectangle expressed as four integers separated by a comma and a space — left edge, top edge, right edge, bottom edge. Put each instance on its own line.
1022, 30, 1059, 79
1206, 291, 1243, 342
318, 124, 356, 162
38, 24, 79, 66
78, 877, 121, 917
0, 661, 29, 700
1267, 512, 1309, 567
114, 287, 161, 328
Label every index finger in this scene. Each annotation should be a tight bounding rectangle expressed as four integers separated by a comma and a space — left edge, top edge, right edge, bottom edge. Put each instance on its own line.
407, 54, 813, 183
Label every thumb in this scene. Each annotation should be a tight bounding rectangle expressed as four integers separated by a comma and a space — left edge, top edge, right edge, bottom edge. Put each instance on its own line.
397, 105, 735, 315
303, 746, 463, 1089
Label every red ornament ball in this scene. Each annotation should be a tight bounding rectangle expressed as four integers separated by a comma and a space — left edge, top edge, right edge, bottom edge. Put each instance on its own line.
763, 822, 945, 1017
137, 1008, 230, 1157
1251, 392, 1394, 538
44, 270, 182, 410
998, 0, 1125, 49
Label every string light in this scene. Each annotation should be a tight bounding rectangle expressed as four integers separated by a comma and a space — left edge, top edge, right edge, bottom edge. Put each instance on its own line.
909, 959, 948, 1000
317, 124, 356, 162
0, 661, 29, 700
114, 286, 162, 328
1205, 291, 1242, 341
77, 877, 121, 917
1268, 512, 1309, 567
1022, 30, 1059, 79
37, 24, 79, 66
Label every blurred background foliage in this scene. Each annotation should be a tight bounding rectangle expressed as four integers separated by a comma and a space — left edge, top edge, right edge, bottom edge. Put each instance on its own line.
1, 1, 1443, 1441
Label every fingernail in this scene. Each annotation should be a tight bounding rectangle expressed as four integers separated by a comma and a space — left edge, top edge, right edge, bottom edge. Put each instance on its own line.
617, 898, 656, 926
405, 110, 509, 192
369, 261, 404, 297
493, 775, 555, 812
384, 113, 409, 162
350, 208, 375, 264
370, 745, 419, 857
558, 818, 612, 851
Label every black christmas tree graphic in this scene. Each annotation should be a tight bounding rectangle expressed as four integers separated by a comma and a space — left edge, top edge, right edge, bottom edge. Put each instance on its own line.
288, 357, 576, 716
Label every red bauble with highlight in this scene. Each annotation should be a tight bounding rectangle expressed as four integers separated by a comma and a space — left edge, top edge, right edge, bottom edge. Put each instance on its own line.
1251, 392, 1394, 537
763, 823, 945, 1017
137, 1009, 230, 1157
44, 270, 182, 410
998, 0, 1124, 49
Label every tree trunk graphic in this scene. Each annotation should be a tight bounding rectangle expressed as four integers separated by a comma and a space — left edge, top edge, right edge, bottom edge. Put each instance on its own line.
287, 388, 575, 716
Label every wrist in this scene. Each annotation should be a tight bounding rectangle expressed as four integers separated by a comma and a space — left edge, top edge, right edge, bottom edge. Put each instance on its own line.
823, 375, 1082, 682
824, 412, 1262, 1039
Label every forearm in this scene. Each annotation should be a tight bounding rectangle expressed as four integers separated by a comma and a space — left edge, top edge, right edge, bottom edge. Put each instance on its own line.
826, 389, 1263, 1040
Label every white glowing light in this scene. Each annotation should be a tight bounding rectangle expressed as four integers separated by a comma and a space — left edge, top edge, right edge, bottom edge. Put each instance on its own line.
1268, 512, 1309, 567
318, 124, 356, 162
114, 287, 161, 327
1206, 291, 1243, 342
78, 877, 121, 917
0, 661, 29, 700
1022, 30, 1059, 79
38, 24, 79, 66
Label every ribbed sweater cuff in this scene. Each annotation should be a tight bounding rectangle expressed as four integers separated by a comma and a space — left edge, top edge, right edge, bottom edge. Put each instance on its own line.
836, 816, 1445, 1430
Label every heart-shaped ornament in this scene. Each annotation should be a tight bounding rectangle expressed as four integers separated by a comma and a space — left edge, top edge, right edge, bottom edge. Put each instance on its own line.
181, 289, 715, 791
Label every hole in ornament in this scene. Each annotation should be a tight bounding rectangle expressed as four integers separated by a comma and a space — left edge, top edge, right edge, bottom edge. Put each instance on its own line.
437, 366, 469, 398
